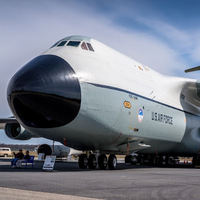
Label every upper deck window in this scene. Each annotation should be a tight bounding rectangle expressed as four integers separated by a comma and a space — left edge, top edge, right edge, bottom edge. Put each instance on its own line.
57, 41, 67, 47
81, 42, 88, 50
87, 43, 94, 51
67, 41, 80, 47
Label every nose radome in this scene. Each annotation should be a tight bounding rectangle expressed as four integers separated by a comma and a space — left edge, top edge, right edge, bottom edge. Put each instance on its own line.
7, 55, 81, 128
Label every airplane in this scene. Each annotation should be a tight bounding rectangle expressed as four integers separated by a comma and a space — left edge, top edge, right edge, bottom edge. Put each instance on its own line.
1, 35, 200, 170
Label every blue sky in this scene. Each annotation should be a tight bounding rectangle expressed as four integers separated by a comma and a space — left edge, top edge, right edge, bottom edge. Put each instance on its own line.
1, 0, 200, 144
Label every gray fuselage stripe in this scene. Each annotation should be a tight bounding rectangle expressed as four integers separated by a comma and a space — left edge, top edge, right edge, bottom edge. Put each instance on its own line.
85, 82, 199, 117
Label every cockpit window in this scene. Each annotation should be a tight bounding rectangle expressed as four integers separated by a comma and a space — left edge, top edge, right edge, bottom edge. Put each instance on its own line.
51, 42, 60, 48
67, 41, 81, 47
57, 41, 67, 47
81, 42, 88, 50
51, 39, 94, 52
87, 43, 94, 51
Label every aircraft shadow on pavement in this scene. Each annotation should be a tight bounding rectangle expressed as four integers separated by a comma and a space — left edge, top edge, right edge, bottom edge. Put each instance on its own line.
0, 158, 196, 173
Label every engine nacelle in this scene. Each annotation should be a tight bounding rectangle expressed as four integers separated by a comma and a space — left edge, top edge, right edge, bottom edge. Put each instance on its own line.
5, 123, 37, 140
37, 144, 70, 158
37, 144, 82, 158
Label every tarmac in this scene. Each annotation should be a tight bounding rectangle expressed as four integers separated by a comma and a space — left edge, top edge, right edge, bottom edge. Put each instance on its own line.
0, 158, 200, 200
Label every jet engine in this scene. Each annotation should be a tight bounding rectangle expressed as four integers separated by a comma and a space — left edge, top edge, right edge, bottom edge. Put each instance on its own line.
37, 144, 71, 158
4, 123, 37, 140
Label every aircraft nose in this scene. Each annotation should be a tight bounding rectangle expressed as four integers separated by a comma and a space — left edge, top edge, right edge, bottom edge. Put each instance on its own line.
7, 55, 81, 128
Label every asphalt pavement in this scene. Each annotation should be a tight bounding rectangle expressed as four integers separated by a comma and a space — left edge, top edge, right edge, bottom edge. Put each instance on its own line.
0, 158, 199, 200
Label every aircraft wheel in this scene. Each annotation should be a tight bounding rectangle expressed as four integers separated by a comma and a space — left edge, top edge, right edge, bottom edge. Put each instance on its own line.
195, 155, 200, 166
98, 154, 107, 170
148, 155, 154, 165
125, 155, 132, 163
78, 154, 88, 169
165, 156, 169, 166
165, 156, 176, 166
108, 154, 117, 170
158, 156, 164, 166
88, 154, 97, 169
154, 155, 163, 166
137, 155, 144, 165
131, 156, 137, 165
192, 156, 197, 167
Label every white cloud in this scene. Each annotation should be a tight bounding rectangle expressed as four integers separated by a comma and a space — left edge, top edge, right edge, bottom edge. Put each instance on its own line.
1, 1, 200, 114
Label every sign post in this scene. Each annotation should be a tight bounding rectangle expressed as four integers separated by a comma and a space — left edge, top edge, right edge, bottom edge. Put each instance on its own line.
43, 155, 56, 171
38, 153, 45, 161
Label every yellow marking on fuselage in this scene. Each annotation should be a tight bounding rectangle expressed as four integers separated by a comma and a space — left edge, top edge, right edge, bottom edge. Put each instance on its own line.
124, 101, 132, 109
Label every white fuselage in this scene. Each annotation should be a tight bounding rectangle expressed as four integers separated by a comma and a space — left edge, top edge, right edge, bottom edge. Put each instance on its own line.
9, 36, 200, 156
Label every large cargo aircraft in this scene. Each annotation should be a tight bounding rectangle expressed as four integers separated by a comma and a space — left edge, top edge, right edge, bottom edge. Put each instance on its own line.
1, 35, 200, 170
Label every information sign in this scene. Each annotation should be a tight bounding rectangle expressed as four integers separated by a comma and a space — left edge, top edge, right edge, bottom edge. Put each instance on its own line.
43, 155, 56, 171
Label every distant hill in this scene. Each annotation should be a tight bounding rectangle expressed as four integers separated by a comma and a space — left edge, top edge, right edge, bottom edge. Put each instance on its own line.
0, 144, 38, 151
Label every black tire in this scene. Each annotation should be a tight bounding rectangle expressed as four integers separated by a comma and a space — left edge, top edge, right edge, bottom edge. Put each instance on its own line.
88, 154, 97, 169
125, 155, 132, 163
148, 156, 154, 165
195, 155, 200, 167
131, 156, 137, 165
158, 156, 164, 166
165, 156, 175, 167
108, 154, 117, 170
154, 156, 159, 166
78, 154, 88, 169
192, 156, 197, 167
98, 154, 107, 170
165, 156, 169, 166
137, 155, 144, 165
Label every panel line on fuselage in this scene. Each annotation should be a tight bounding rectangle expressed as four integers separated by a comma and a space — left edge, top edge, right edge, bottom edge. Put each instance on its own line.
85, 82, 198, 117
129, 97, 138, 130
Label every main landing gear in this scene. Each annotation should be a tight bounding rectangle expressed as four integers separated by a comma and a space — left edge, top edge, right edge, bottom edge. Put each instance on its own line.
125, 154, 180, 167
78, 154, 117, 170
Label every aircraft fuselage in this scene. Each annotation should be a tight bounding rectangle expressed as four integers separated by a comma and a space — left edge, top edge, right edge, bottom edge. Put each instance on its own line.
7, 36, 200, 158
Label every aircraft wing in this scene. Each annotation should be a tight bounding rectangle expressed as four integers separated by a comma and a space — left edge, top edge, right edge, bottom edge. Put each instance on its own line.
0, 118, 18, 123
0, 118, 18, 129
185, 66, 200, 73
